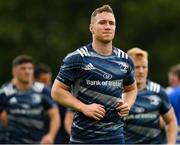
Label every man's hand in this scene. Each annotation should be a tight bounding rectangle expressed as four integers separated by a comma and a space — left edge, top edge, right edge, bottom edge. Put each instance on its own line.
116, 100, 130, 117
40, 134, 54, 144
81, 103, 106, 121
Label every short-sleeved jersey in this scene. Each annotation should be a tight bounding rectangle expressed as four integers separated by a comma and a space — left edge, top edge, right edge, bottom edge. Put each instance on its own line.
124, 80, 171, 144
169, 86, 180, 144
56, 43, 135, 143
0, 123, 6, 143
0, 82, 57, 143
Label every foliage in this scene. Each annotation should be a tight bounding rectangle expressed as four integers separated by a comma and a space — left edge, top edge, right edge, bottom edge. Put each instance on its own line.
0, 0, 179, 86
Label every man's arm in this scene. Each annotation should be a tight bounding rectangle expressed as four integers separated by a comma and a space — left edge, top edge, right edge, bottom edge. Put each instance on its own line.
51, 79, 106, 120
0, 111, 8, 127
64, 111, 74, 135
40, 107, 60, 144
116, 82, 137, 117
162, 107, 177, 144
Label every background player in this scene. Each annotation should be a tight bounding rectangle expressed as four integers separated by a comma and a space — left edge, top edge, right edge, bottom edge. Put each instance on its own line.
124, 47, 177, 144
0, 55, 60, 143
34, 63, 69, 143
168, 63, 180, 144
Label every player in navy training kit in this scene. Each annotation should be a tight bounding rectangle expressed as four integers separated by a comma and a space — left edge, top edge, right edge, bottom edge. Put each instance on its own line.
0, 55, 60, 144
51, 5, 137, 144
34, 63, 70, 143
0, 109, 8, 143
124, 48, 177, 144
168, 64, 180, 144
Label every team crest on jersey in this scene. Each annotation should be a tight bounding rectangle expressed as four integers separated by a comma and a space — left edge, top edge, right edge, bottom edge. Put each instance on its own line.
148, 95, 161, 105
118, 62, 128, 73
31, 94, 41, 103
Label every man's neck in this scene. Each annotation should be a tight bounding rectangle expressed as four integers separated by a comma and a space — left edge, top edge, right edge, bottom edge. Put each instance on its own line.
92, 40, 113, 56
137, 82, 146, 91
13, 79, 32, 91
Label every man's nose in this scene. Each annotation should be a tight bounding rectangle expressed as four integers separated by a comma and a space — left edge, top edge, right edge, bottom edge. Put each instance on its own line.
104, 23, 111, 29
138, 67, 144, 72
25, 68, 32, 73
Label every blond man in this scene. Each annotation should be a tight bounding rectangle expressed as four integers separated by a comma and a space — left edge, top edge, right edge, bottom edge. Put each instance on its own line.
123, 47, 177, 144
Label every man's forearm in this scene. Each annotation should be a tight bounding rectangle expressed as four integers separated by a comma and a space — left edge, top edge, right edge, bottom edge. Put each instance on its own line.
47, 108, 61, 140
0, 111, 8, 127
51, 80, 86, 112
166, 119, 177, 144
163, 108, 178, 144
122, 82, 137, 108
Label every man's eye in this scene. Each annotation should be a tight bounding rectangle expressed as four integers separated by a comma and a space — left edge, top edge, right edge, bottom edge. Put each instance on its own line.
99, 21, 106, 24
109, 21, 115, 25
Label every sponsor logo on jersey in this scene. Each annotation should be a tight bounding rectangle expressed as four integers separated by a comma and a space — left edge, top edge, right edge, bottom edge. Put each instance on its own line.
84, 63, 96, 70
9, 107, 43, 115
103, 73, 112, 79
124, 113, 158, 120
21, 104, 30, 109
134, 107, 145, 113
86, 79, 123, 87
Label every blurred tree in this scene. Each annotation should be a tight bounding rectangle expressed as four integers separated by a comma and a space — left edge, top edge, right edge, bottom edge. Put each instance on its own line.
0, 0, 179, 86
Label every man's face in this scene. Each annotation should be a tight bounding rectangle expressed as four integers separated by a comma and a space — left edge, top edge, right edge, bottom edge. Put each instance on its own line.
13, 63, 33, 84
90, 12, 116, 43
133, 58, 148, 85
37, 73, 52, 86
168, 72, 179, 87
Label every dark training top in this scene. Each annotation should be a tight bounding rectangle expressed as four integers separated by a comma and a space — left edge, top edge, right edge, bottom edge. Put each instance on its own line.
0, 82, 57, 143
56, 43, 135, 143
124, 80, 171, 144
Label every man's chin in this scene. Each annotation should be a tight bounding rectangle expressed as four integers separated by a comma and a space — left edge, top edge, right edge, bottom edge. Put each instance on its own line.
20, 79, 30, 84
136, 80, 143, 83
101, 39, 112, 43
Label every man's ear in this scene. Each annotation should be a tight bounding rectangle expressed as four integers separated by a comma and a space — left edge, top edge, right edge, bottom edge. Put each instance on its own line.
89, 24, 94, 34
12, 67, 15, 77
12, 67, 17, 78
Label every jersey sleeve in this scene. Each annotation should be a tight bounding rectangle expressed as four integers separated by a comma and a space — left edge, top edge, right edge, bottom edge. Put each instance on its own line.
123, 56, 135, 86
42, 87, 58, 110
159, 87, 171, 115
56, 51, 82, 86
0, 87, 7, 112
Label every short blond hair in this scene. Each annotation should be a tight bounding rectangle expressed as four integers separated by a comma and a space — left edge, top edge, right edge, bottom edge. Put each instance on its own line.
91, 5, 114, 23
127, 47, 148, 60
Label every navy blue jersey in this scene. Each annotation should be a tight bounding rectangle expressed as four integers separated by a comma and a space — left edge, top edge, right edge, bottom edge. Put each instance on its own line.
0, 123, 6, 143
56, 43, 135, 143
54, 105, 69, 144
124, 80, 171, 144
169, 86, 180, 125
169, 86, 180, 144
0, 82, 57, 143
